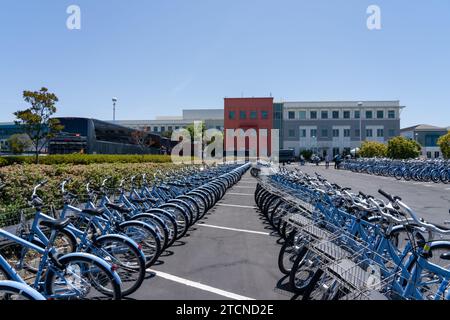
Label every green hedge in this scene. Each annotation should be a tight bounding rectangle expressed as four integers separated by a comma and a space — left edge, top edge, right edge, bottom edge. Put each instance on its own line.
0, 154, 173, 166
0, 162, 181, 226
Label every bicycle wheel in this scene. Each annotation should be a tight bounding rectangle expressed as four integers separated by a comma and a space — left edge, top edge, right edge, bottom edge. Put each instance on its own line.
289, 247, 319, 294
119, 221, 161, 268
146, 209, 178, 248
278, 232, 298, 275
0, 281, 46, 300
44, 253, 122, 300
158, 204, 189, 240
89, 235, 145, 296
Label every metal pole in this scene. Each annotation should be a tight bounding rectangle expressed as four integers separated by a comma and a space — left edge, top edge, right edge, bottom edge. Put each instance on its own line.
113, 102, 116, 122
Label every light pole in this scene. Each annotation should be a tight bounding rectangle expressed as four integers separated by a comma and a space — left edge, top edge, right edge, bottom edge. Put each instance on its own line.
112, 97, 118, 122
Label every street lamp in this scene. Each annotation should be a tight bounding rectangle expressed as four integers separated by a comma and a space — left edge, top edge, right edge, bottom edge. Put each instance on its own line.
112, 97, 118, 122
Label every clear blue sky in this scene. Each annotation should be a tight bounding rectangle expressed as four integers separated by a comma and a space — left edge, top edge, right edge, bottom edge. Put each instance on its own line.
0, 0, 449, 128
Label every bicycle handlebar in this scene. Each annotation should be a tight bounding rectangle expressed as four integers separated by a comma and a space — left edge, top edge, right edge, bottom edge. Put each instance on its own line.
32, 179, 48, 198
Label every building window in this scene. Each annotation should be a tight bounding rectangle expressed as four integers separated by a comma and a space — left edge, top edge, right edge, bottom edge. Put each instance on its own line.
344, 129, 350, 137
355, 129, 361, 138
299, 111, 306, 120
229, 111, 235, 120
343, 111, 350, 119
388, 110, 396, 119
250, 111, 257, 119
240, 111, 247, 119
427, 152, 432, 159
321, 111, 328, 119
288, 111, 295, 120
332, 111, 339, 119
274, 112, 282, 120
366, 111, 373, 119
389, 129, 395, 137
300, 129, 307, 138
161, 126, 166, 132
321, 129, 328, 137
377, 111, 384, 119
332, 129, 339, 137
288, 129, 296, 137
153, 127, 158, 132
354, 111, 361, 119
168, 126, 173, 132
261, 111, 269, 119
435, 151, 440, 158
377, 129, 384, 137
366, 129, 373, 137
310, 111, 318, 119
311, 129, 317, 138
175, 126, 180, 130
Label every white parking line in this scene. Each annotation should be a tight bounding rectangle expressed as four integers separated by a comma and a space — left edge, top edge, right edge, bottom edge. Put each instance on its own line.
424, 185, 433, 188
199, 224, 270, 235
446, 188, 450, 191
147, 269, 255, 300
227, 193, 254, 196
217, 203, 257, 209
233, 186, 255, 189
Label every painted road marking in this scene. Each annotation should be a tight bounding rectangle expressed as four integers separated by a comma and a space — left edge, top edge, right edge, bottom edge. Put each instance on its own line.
217, 203, 257, 209
227, 193, 254, 196
147, 270, 255, 300
233, 186, 255, 189
199, 224, 270, 235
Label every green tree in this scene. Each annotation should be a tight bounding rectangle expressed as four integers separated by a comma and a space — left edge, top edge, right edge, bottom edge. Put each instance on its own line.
186, 122, 206, 140
437, 131, 450, 159
299, 149, 313, 160
387, 136, 421, 159
7, 134, 32, 154
359, 141, 388, 158
14, 87, 63, 164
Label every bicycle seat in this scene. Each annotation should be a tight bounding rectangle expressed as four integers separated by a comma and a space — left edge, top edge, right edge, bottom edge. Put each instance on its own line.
82, 208, 105, 216
440, 253, 450, 261
105, 203, 132, 213
40, 218, 71, 231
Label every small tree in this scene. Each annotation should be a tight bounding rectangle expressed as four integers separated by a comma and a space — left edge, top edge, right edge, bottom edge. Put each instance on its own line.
299, 149, 313, 160
359, 141, 388, 158
131, 127, 151, 156
7, 134, 32, 154
14, 87, 63, 164
387, 136, 421, 159
438, 131, 450, 159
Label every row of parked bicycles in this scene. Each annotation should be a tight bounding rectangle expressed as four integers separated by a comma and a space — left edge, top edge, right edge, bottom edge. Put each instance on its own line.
342, 158, 450, 184
0, 163, 250, 300
254, 166, 450, 300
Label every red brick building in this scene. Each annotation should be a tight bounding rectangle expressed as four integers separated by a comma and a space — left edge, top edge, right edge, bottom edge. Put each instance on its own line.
224, 97, 274, 157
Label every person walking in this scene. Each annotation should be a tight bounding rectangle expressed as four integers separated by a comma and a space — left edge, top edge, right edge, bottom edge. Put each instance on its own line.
325, 154, 331, 169
334, 154, 342, 169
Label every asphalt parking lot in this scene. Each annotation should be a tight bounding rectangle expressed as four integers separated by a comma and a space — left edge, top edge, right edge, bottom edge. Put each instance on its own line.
131, 165, 450, 300
292, 164, 450, 224
131, 172, 294, 300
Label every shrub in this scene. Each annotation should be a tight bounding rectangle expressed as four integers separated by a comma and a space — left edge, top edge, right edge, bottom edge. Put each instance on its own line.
387, 136, 421, 159
0, 162, 180, 226
438, 131, 450, 159
0, 154, 173, 166
359, 141, 388, 158
299, 150, 313, 161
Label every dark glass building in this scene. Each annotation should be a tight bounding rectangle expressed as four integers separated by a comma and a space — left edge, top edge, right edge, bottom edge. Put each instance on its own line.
49, 118, 173, 155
